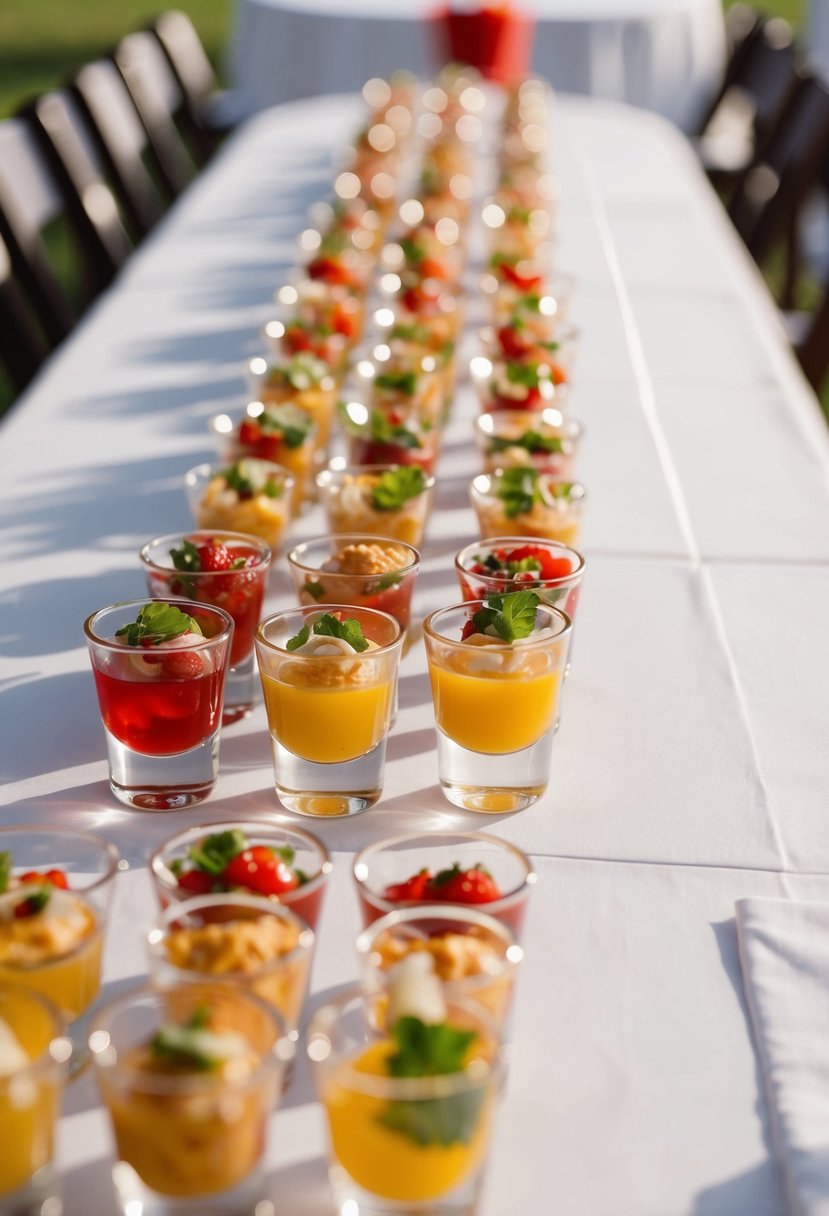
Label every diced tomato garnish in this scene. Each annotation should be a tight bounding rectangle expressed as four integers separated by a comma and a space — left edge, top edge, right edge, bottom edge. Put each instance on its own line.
426, 863, 501, 904
504, 545, 572, 580
382, 870, 431, 901
501, 263, 543, 291
177, 869, 215, 895
497, 325, 531, 359
222, 846, 299, 897
19, 869, 69, 889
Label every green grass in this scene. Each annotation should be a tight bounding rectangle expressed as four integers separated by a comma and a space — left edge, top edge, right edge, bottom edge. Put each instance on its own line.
0, 1, 232, 117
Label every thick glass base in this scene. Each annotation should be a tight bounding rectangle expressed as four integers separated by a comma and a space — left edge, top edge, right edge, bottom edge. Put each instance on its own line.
436, 727, 553, 813
221, 660, 257, 727
105, 728, 220, 811
0, 1163, 61, 1216
270, 738, 385, 818
329, 1163, 481, 1216
111, 1161, 271, 1216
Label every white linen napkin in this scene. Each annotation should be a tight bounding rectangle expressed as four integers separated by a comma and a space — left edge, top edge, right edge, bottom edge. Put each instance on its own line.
736, 897, 829, 1216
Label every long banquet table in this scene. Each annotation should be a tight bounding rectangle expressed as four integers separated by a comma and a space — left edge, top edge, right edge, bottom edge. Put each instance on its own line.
2, 92, 829, 1215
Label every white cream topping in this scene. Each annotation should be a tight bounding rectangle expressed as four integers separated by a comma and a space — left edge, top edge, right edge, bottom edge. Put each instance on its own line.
386, 952, 448, 1026
0, 884, 85, 926
0, 1017, 29, 1076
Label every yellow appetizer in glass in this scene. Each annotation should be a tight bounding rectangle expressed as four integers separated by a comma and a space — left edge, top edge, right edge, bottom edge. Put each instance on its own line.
185, 459, 295, 550
248, 353, 338, 452
471, 468, 586, 548
316, 464, 434, 549
210, 402, 316, 510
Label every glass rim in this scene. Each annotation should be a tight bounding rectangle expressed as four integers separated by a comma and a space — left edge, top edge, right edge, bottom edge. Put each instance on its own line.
247, 354, 336, 391
352, 830, 536, 916
84, 597, 234, 648
474, 408, 582, 440
315, 462, 436, 490
0, 984, 72, 1084
287, 534, 421, 577
423, 599, 572, 648
256, 603, 404, 656
88, 981, 291, 1095
139, 529, 273, 573
471, 472, 586, 504
148, 891, 315, 980
149, 819, 333, 903
0, 824, 121, 895
454, 536, 586, 585
356, 903, 523, 990
185, 458, 298, 489
307, 987, 505, 1098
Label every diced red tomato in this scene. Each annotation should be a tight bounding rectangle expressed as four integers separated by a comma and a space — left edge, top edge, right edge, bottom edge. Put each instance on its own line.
426, 864, 501, 904
19, 869, 69, 889
382, 870, 431, 901
176, 869, 215, 895
222, 846, 299, 897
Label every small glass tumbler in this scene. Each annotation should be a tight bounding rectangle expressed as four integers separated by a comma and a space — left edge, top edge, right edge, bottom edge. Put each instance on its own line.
423, 601, 572, 812
255, 605, 404, 817
147, 891, 315, 1032
140, 531, 272, 726
470, 471, 586, 547
186, 455, 297, 544
149, 819, 332, 931
85, 599, 233, 811
316, 463, 435, 549
0, 985, 72, 1215
287, 534, 422, 633
0, 826, 119, 1066
352, 831, 536, 938
356, 904, 523, 1028
89, 983, 291, 1216
475, 408, 583, 477
308, 988, 505, 1216
455, 536, 585, 618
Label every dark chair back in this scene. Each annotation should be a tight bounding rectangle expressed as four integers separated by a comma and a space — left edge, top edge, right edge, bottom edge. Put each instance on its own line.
0, 229, 50, 395
795, 274, 829, 392
111, 31, 198, 200
152, 10, 220, 161
70, 60, 167, 240
729, 72, 829, 269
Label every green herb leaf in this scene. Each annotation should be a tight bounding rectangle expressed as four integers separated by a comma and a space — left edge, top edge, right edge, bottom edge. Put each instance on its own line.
399, 237, 424, 265
115, 603, 203, 648
489, 429, 563, 455
169, 539, 201, 573
275, 845, 296, 866
0, 852, 10, 894
286, 624, 310, 652
151, 1007, 222, 1071
375, 371, 418, 397
19, 887, 51, 916
493, 467, 541, 519
370, 466, 427, 512
373, 570, 403, 592
304, 580, 325, 600
472, 590, 540, 643
258, 404, 314, 448
387, 1016, 475, 1079
188, 829, 248, 876
505, 361, 543, 390
391, 323, 431, 344
380, 1089, 484, 1147
368, 410, 422, 450
312, 613, 369, 652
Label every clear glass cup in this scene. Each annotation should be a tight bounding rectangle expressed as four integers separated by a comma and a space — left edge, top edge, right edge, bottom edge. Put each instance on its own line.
147, 892, 314, 1033
247, 355, 339, 453
89, 983, 292, 1216
287, 534, 421, 633
356, 904, 523, 1028
207, 404, 312, 512
454, 536, 586, 618
340, 399, 441, 475
308, 988, 505, 1216
316, 463, 435, 549
85, 599, 233, 811
469, 353, 561, 414
0, 985, 72, 1214
352, 831, 536, 939
255, 605, 404, 817
423, 601, 572, 812
0, 826, 119, 1064
475, 408, 583, 477
140, 531, 271, 727
149, 820, 332, 931
470, 471, 586, 547
185, 456, 296, 545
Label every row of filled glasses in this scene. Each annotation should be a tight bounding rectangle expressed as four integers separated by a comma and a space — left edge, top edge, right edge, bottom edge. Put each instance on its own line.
0, 822, 533, 1215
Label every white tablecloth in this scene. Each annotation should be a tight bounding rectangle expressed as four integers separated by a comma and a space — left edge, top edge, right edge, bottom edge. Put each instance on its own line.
2, 93, 829, 1214
229, 0, 726, 131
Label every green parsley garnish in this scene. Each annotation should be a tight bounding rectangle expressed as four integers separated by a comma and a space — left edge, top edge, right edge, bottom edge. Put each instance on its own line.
115, 603, 203, 647
370, 466, 427, 511
398, 237, 424, 265
493, 467, 542, 518
471, 591, 540, 643
304, 580, 325, 600
505, 361, 545, 390
391, 323, 431, 344
223, 461, 283, 499
489, 429, 563, 456
169, 538, 201, 573
257, 404, 314, 448
0, 852, 11, 894
374, 371, 418, 397
151, 1007, 221, 1071
18, 887, 51, 916
267, 353, 328, 392
187, 829, 248, 876
379, 1016, 484, 1148
286, 613, 369, 653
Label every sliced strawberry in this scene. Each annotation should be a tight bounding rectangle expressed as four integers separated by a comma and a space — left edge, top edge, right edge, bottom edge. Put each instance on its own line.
460, 618, 478, 641
222, 845, 299, 896
196, 542, 233, 573
20, 869, 69, 890
497, 324, 531, 359
382, 869, 431, 902
161, 650, 204, 680
177, 868, 215, 895
426, 863, 501, 904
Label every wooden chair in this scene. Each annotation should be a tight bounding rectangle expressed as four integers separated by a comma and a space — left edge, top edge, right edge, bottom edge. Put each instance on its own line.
695, 18, 797, 189
0, 228, 50, 395
70, 59, 167, 240
111, 31, 199, 200
151, 10, 228, 161
20, 91, 133, 287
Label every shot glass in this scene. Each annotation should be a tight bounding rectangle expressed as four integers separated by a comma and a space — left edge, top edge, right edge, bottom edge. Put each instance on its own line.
208, 403, 314, 512
455, 536, 586, 618
147, 892, 315, 1033
185, 457, 296, 546
0, 826, 119, 1064
287, 534, 421, 633
149, 819, 332, 931
308, 989, 505, 1216
89, 983, 292, 1216
316, 463, 435, 549
140, 531, 271, 726
0, 985, 72, 1215
475, 408, 583, 477
340, 400, 440, 474
356, 904, 523, 1028
85, 599, 233, 811
423, 601, 572, 812
352, 831, 536, 938
470, 470, 586, 547
255, 605, 404, 817
247, 354, 339, 453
